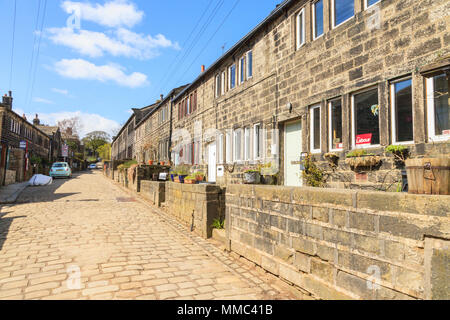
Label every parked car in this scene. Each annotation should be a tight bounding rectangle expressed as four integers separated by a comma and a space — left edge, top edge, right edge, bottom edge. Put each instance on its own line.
50, 162, 72, 179
88, 164, 97, 170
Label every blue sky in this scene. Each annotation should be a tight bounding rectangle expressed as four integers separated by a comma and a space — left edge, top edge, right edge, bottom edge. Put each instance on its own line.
0, 0, 281, 137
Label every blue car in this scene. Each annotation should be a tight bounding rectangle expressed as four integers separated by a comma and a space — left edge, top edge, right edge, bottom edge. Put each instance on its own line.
50, 162, 72, 179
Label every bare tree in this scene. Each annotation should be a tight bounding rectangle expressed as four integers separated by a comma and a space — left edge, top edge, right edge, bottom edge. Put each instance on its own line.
57, 117, 82, 136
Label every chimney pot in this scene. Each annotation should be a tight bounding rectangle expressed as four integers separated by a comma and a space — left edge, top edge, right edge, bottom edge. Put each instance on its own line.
201, 65, 205, 73
160, 94, 164, 101
8, 91, 12, 97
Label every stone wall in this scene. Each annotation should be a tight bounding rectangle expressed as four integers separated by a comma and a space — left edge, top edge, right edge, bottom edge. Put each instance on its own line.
166, 182, 224, 239
4, 170, 16, 185
225, 184, 450, 300
140, 180, 165, 207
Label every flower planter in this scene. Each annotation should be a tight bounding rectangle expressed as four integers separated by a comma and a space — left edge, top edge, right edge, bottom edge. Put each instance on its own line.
243, 171, 261, 184
406, 158, 450, 195
345, 155, 381, 169
178, 175, 187, 183
160, 161, 165, 166
262, 175, 276, 185
184, 179, 197, 185
170, 174, 176, 182
148, 160, 154, 165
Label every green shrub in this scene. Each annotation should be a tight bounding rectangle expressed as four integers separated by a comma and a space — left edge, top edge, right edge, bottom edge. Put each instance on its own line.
211, 218, 225, 229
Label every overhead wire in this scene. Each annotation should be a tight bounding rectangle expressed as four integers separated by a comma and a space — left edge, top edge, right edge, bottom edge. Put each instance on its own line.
173, 0, 241, 87
27, 0, 48, 108
8, 0, 17, 90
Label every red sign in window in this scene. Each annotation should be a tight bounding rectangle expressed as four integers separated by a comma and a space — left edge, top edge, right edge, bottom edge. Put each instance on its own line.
356, 133, 372, 146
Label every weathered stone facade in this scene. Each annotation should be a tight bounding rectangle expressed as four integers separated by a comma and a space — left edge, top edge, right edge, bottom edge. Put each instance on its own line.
225, 184, 450, 300
0, 94, 51, 185
140, 180, 166, 207
164, 0, 450, 190
134, 86, 187, 164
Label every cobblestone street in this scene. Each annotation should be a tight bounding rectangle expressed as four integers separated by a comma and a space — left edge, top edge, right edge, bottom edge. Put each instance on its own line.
0, 171, 301, 300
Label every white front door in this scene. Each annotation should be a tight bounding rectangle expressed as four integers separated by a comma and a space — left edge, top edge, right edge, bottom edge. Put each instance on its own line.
208, 143, 216, 182
285, 121, 303, 187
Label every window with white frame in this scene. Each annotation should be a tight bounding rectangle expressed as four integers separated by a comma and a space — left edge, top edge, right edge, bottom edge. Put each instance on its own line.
296, 8, 305, 49
253, 123, 261, 159
217, 134, 224, 164
352, 88, 380, 148
332, 0, 354, 28
365, 0, 380, 9
427, 72, 449, 141
233, 129, 242, 161
328, 98, 343, 151
244, 127, 251, 160
246, 51, 253, 79
221, 71, 226, 95
310, 105, 321, 153
229, 64, 236, 90
226, 132, 232, 163
215, 74, 221, 98
239, 57, 245, 85
390, 78, 413, 144
313, 0, 324, 40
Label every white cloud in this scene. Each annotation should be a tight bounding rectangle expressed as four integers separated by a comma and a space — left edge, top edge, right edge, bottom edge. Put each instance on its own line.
14, 108, 121, 138
54, 58, 148, 88
61, 0, 144, 28
33, 97, 54, 104
47, 27, 178, 59
52, 88, 69, 95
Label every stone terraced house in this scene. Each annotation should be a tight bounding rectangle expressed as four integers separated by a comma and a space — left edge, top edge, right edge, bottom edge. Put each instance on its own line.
117, 0, 450, 191
0, 92, 51, 185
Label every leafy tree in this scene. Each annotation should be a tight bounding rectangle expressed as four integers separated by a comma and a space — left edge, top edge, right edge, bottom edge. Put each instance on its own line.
82, 131, 111, 154
98, 143, 111, 161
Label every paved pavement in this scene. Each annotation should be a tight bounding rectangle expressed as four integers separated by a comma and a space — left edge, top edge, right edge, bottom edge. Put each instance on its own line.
0, 182, 28, 204
0, 171, 301, 300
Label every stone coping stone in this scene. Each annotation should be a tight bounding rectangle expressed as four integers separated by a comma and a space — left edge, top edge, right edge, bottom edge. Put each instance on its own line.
167, 181, 222, 194
226, 184, 450, 217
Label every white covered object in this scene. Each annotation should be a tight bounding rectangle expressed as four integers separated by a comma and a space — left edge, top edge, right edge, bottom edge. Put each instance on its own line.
28, 174, 53, 186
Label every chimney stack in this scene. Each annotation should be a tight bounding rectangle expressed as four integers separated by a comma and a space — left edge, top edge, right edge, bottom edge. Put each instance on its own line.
2, 92, 13, 110
201, 65, 205, 73
33, 114, 40, 126
160, 94, 164, 101
23, 114, 27, 121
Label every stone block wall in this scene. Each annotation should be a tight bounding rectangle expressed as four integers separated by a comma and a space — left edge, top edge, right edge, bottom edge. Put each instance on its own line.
225, 184, 450, 300
140, 181, 166, 207
4, 170, 16, 185
166, 182, 224, 239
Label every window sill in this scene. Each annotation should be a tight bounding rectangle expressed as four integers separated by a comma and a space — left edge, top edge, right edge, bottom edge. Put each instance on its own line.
313, 33, 324, 41
352, 144, 381, 150
332, 16, 355, 30
428, 135, 450, 143
365, 1, 380, 10
392, 141, 414, 146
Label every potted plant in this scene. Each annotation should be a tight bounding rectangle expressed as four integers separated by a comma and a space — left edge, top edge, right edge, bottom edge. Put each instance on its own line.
176, 165, 190, 183
169, 169, 177, 182
184, 175, 198, 184
160, 161, 165, 166
385, 145, 409, 166
345, 150, 381, 169
148, 160, 154, 165
324, 152, 340, 167
243, 168, 261, 184
194, 172, 205, 182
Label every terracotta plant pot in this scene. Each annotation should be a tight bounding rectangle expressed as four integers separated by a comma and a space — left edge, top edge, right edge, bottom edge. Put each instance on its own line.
148, 160, 153, 165
160, 161, 165, 166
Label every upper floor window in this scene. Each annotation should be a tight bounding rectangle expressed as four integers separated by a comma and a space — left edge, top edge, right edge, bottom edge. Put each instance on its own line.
221, 71, 226, 95
390, 78, 413, 144
229, 64, 236, 90
332, 0, 354, 28
328, 98, 343, 151
352, 87, 380, 149
426, 73, 450, 142
310, 105, 321, 153
365, 0, 380, 9
239, 57, 245, 85
296, 8, 305, 49
246, 51, 253, 79
313, 0, 324, 39
215, 74, 221, 98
